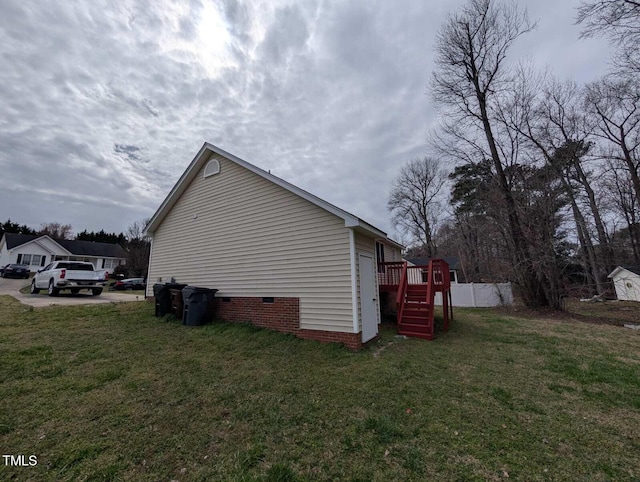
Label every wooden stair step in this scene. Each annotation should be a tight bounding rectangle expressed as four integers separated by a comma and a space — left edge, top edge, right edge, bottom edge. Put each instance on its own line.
404, 300, 431, 305
400, 320, 431, 329
398, 321, 431, 332
404, 306, 429, 312
406, 296, 427, 302
402, 310, 431, 318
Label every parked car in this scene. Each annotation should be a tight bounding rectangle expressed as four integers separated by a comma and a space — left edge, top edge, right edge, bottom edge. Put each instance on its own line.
1, 264, 30, 279
31, 261, 108, 296
111, 278, 146, 291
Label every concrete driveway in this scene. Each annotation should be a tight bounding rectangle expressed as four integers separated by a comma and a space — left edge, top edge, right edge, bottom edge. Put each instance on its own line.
0, 277, 145, 307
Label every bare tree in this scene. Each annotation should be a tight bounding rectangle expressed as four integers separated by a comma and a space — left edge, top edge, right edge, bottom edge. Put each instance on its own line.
430, 0, 562, 306
500, 74, 614, 294
603, 162, 640, 261
577, 0, 640, 74
585, 78, 640, 204
125, 218, 151, 277
388, 157, 447, 257
127, 219, 150, 241
39, 222, 73, 240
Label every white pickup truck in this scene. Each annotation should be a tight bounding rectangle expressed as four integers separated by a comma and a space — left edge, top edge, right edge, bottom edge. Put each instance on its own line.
30, 261, 108, 296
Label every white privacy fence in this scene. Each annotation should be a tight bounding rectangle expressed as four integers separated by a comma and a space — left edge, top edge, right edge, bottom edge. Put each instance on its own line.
433, 283, 513, 307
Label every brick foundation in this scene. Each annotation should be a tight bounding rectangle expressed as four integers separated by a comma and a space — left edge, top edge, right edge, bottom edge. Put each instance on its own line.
294, 328, 363, 351
212, 296, 363, 350
151, 295, 364, 349
213, 296, 299, 334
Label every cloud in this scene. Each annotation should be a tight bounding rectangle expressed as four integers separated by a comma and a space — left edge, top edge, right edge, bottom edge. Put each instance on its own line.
0, 0, 612, 239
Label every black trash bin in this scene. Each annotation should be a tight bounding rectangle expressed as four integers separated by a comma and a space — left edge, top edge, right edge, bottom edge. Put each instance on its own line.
182, 286, 218, 326
154, 283, 187, 317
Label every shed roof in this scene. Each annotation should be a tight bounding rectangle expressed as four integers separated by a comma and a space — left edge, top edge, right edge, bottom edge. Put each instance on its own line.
608, 265, 640, 278
623, 265, 640, 276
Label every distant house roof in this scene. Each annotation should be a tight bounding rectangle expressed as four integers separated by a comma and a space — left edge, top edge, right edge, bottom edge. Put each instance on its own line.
406, 257, 460, 270
56, 239, 126, 258
2, 233, 126, 258
4, 233, 39, 249
608, 265, 640, 278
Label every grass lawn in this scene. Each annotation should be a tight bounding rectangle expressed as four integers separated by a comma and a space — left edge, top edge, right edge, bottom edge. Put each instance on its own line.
1, 296, 639, 481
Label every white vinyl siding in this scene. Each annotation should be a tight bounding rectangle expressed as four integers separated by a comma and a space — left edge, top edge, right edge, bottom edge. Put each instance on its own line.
147, 154, 354, 332
383, 242, 402, 262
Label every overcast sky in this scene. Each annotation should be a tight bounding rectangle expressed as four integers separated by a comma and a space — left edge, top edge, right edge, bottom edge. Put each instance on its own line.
0, 0, 612, 239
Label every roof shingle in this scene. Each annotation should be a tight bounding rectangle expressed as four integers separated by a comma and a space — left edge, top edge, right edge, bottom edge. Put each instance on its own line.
3, 233, 126, 258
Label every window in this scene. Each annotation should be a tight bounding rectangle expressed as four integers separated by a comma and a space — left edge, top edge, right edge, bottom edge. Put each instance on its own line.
103, 258, 121, 270
16, 254, 43, 266
68, 263, 94, 271
203, 159, 220, 178
375, 242, 385, 273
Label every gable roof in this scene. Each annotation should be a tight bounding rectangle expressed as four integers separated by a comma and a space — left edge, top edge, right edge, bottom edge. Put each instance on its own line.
2, 233, 126, 258
145, 142, 395, 243
4, 233, 39, 249
608, 265, 640, 278
56, 239, 127, 258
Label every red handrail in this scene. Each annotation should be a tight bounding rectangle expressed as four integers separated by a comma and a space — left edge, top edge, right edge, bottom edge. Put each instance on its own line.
395, 261, 408, 324
426, 260, 434, 306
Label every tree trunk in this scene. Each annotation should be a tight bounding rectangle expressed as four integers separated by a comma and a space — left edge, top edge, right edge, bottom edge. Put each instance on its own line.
573, 160, 610, 244
476, 93, 547, 306
563, 175, 604, 294
620, 128, 640, 204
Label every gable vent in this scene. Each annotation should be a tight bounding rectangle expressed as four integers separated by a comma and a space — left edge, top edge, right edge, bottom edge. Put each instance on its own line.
203, 159, 221, 178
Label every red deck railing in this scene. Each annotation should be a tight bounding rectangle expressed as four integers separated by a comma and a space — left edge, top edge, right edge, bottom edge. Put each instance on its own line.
378, 261, 405, 290
378, 261, 437, 289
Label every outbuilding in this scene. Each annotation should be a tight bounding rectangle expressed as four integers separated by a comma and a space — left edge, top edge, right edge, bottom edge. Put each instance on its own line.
608, 265, 640, 302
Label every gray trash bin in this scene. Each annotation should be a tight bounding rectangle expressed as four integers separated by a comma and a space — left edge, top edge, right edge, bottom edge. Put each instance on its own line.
181, 287, 218, 326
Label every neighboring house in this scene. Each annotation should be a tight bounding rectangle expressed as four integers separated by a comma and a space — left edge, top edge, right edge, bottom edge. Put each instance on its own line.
608, 265, 640, 302
145, 142, 403, 349
406, 257, 460, 283
0, 233, 127, 273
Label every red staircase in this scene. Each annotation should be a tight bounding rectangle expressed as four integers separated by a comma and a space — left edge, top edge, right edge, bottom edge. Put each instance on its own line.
395, 259, 451, 340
